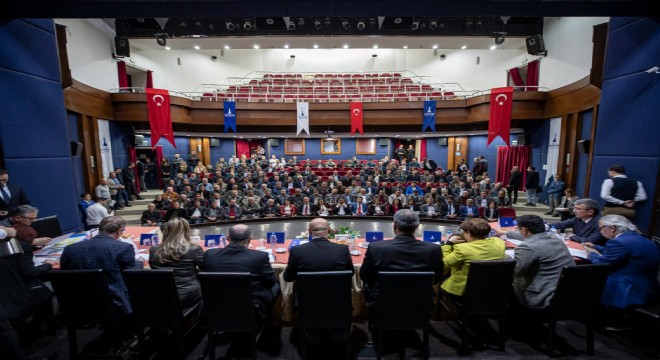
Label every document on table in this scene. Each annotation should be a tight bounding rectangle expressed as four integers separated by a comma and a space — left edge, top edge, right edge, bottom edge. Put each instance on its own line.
568, 247, 589, 259
506, 239, 523, 246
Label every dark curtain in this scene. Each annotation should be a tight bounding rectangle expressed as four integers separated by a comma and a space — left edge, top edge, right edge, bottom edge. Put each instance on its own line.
117, 61, 129, 88
496, 145, 531, 190
508, 67, 524, 88
526, 60, 540, 90
146, 70, 153, 88
154, 146, 163, 189
235, 140, 250, 159
128, 146, 140, 193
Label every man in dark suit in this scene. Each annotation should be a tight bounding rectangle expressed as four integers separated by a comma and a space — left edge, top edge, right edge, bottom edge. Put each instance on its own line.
203, 224, 280, 323
60, 216, 144, 314
0, 169, 31, 221
283, 217, 354, 283
524, 166, 540, 206
507, 166, 522, 205
360, 210, 443, 311
549, 198, 606, 245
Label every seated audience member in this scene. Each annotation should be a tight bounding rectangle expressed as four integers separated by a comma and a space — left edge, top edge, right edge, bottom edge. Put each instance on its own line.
554, 188, 579, 220
153, 194, 171, 211
512, 215, 575, 310
482, 201, 499, 222
203, 224, 280, 324
241, 197, 262, 218
352, 196, 368, 216
474, 190, 491, 209
187, 200, 206, 225
368, 198, 386, 216
386, 198, 403, 215
9, 205, 52, 247
405, 198, 420, 212
61, 216, 144, 314
149, 218, 204, 308
440, 218, 505, 314
442, 196, 460, 220
204, 200, 224, 222
459, 198, 479, 218
315, 199, 330, 217
223, 198, 243, 220
78, 193, 95, 226
493, 189, 511, 208
86, 197, 113, 229
141, 203, 163, 227
583, 215, 660, 330
279, 199, 297, 217
549, 198, 606, 245
298, 197, 315, 217
334, 197, 351, 216
164, 201, 188, 222
360, 210, 443, 313
261, 198, 280, 218
420, 198, 441, 218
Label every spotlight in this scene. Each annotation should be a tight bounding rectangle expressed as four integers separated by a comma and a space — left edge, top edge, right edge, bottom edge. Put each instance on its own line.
368, 18, 377, 28
465, 18, 473, 30
290, 54, 296, 58
372, 54, 378, 58
155, 33, 167, 47
225, 20, 234, 30
243, 19, 252, 30
494, 32, 506, 45
357, 20, 366, 30
411, 19, 420, 30
314, 19, 323, 30
324, 17, 332, 27
429, 19, 438, 30
341, 19, 351, 30
475, 19, 482, 29
297, 18, 305, 27
287, 22, 296, 31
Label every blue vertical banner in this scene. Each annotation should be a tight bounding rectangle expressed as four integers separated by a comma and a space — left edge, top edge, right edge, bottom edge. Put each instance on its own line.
224, 101, 236, 133
422, 100, 436, 132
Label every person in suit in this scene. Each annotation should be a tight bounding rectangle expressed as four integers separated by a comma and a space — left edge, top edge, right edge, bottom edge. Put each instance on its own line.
60, 216, 144, 314
420, 198, 441, 218
368, 197, 387, 216
441, 196, 461, 220
583, 215, 660, 330
439, 218, 505, 316
553, 188, 579, 220
0, 169, 31, 221
524, 166, 540, 206
459, 198, 479, 218
360, 210, 443, 311
203, 224, 280, 323
512, 215, 575, 310
149, 218, 204, 308
549, 198, 606, 245
482, 201, 499, 222
507, 166, 522, 205
283, 217, 354, 283
600, 164, 647, 220
352, 196, 368, 216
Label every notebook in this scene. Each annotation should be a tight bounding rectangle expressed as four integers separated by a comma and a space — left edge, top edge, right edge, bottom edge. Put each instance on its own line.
423, 230, 442, 242
365, 232, 384, 242
266, 232, 286, 244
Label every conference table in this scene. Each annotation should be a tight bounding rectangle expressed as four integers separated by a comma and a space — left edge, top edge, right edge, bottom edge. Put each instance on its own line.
33, 223, 589, 324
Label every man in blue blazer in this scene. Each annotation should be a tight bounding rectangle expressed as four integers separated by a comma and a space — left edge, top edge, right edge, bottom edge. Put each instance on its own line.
550, 198, 606, 245
351, 196, 369, 216
0, 169, 31, 221
60, 216, 144, 314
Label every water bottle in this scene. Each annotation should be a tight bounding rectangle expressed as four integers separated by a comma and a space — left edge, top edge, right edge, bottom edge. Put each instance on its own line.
549, 226, 558, 237
219, 235, 227, 247
445, 230, 453, 242
269, 233, 278, 252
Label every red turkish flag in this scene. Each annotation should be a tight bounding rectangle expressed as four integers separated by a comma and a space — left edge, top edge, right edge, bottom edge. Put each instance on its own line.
350, 102, 363, 135
146, 88, 176, 148
488, 87, 514, 146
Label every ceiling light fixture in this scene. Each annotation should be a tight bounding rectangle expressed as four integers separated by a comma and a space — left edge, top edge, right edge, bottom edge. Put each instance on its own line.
155, 32, 167, 47
225, 20, 234, 30
465, 18, 473, 30
193, 45, 200, 50
341, 19, 351, 30
461, 45, 467, 50
494, 32, 507, 45
490, 45, 497, 50
432, 44, 438, 49
253, 44, 260, 49
357, 20, 366, 30
224, 45, 230, 49
343, 44, 349, 49
429, 19, 438, 30
369, 18, 377, 28
411, 19, 420, 31
314, 19, 323, 30
373, 45, 378, 49
284, 44, 289, 49
243, 19, 253, 30
165, 46, 171, 50
313, 44, 319, 49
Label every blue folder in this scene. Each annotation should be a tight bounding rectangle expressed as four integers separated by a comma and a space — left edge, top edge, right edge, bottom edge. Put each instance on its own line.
423, 230, 442, 242
205, 234, 226, 247
266, 232, 286, 244
365, 232, 384, 242
140, 233, 159, 246
499, 217, 516, 227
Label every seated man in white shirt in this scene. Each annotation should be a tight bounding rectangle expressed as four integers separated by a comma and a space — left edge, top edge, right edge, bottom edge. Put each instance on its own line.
86, 197, 114, 229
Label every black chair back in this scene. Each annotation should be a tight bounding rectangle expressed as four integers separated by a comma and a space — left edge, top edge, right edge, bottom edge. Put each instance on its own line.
550, 264, 611, 321
378, 271, 435, 330
122, 269, 184, 328
31, 215, 63, 239
462, 259, 516, 316
48, 269, 118, 327
198, 272, 255, 332
297, 270, 353, 330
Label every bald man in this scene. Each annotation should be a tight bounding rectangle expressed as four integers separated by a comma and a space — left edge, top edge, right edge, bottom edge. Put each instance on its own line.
203, 224, 280, 322
283, 218, 354, 282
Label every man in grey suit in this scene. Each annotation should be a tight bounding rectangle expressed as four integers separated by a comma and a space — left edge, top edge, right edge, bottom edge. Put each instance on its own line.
512, 215, 575, 310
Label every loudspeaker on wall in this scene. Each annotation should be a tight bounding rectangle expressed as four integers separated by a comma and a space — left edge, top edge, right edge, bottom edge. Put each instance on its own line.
115, 37, 131, 57
210, 138, 220, 147
379, 138, 389, 146
437, 137, 448, 146
577, 139, 591, 154
70, 142, 83, 157
268, 139, 279, 147
516, 135, 527, 145
526, 34, 546, 56
130, 134, 144, 146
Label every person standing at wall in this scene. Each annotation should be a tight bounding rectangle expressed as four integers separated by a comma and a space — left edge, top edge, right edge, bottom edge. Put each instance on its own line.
600, 165, 647, 219
507, 166, 522, 205
524, 166, 540, 207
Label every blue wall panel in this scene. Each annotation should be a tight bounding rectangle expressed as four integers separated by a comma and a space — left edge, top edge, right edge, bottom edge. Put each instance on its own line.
0, 19, 80, 233
603, 18, 660, 80
425, 138, 449, 170
209, 139, 235, 163
574, 111, 593, 197
467, 135, 517, 178
269, 138, 389, 161
142, 134, 190, 160
110, 121, 132, 168
67, 111, 86, 200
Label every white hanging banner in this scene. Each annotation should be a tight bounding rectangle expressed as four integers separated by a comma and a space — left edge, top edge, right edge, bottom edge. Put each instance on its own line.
546, 117, 561, 179
97, 119, 114, 179
296, 102, 309, 136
